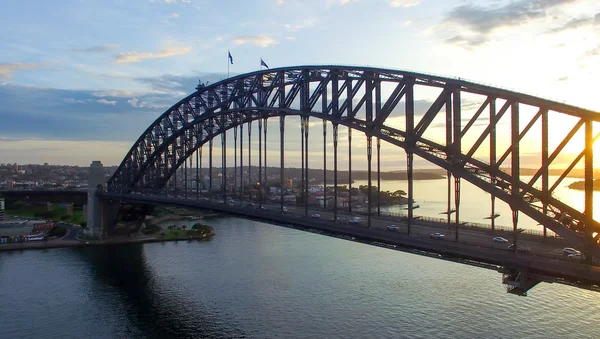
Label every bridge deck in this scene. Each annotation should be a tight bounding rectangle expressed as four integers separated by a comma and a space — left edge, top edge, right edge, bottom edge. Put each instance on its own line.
99, 192, 600, 292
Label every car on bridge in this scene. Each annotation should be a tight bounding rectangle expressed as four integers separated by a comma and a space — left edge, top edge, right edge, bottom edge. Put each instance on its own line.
349, 217, 362, 224
492, 237, 509, 243
430, 233, 445, 239
311, 213, 321, 218
387, 225, 399, 231
563, 247, 581, 256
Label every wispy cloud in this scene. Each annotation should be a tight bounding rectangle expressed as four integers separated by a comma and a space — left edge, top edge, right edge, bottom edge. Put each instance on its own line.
64, 98, 87, 104
547, 13, 600, 33
284, 18, 317, 31
127, 97, 169, 109
325, 0, 358, 7
168, 12, 180, 19
114, 46, 192, 63
441, 0, 577, 47
69, 44, 120, 53
388, 0, 421, 8
97, 99, 117, 105
232, 35, 278, 47
0, 63, 44, 80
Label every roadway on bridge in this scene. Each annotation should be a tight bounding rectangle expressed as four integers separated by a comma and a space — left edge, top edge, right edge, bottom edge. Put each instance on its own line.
127, 193, 576, 262
241, 200, 573, 259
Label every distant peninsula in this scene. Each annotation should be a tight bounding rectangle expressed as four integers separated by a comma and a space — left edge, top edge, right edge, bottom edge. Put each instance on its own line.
567, 179, 600, 191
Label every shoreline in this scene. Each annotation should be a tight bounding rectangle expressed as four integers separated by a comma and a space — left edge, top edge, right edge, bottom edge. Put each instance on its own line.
0, 232, 215, 253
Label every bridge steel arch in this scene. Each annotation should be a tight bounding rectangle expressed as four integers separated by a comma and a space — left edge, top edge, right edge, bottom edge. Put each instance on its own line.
107, 65, 600, 255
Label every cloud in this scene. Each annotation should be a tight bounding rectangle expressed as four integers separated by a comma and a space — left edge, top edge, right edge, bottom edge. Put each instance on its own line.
114, 46, 192, 63
445, 35, 487, 48
127, 98, 139, 107
93, 90, 142, 98
97, 99, 117, 105
232, 35, 278, 47
276, 0, 284, 4
168, 12, 180, 19
442, 0, 578, 47
388, 0, 420, 8
324, 0, 358, 7
585, 45, 600, 57
127, 97, 169, 109
64, 98, 87, 104
547, 15, 599, 33
0, 63, 44, 80
285, 36, 296, 41
69, 44, 120, 53
557, 76, 569, 82
283, 18, 317, 31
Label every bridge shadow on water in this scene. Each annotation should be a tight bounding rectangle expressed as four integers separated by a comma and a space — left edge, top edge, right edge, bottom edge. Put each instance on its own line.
75, 244, 246, 339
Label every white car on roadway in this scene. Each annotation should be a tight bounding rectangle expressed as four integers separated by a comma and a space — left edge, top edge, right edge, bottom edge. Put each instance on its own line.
387, 225, 399, 231
563, 247, 581, 256
492, 237, 509, 243
430, 233, 445, 239
311, 213, 321, 218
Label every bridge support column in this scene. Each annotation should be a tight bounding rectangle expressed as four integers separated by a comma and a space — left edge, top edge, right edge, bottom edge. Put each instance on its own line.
209, 118, 213, 196
584, 120, 594, 263
263, 118, 268, 193
240, 122, 244, 200
348, 127, 352, 213
304, 117, 310, 217
367, 135, 373, 229
301, 117, 305, 213
323, 119, 327, 210
454, 177, 460, 242
377, 137, 381, 216
258, 118, 263, 208
248, 121, 252, 202
512, 209, 519, 251
85, 161, 106, 239
280, 116, 285, 213
333, 123, 338, 221
234, 125, 238, 198
222, 116, 227, 202
407, 152, 413, 235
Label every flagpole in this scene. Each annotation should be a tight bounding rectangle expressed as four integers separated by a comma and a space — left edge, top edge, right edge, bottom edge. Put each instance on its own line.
228, 50, 230, 78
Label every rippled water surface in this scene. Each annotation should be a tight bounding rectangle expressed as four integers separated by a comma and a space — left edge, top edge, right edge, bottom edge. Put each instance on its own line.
1, 218, 598, 338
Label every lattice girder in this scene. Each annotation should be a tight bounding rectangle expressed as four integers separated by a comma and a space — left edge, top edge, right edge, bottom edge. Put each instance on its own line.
107, 65, 600, 251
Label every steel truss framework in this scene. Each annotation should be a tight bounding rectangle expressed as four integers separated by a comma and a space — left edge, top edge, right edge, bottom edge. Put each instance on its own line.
107, 65, 600, 255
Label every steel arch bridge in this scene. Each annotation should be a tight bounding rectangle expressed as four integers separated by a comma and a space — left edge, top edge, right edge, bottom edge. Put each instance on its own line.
106, 65, 600, 257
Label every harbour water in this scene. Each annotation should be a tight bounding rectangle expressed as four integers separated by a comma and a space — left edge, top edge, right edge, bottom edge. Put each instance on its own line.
1, 216, 598, 338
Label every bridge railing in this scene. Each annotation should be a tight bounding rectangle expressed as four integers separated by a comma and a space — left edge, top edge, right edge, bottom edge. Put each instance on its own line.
374, 211, 558, 238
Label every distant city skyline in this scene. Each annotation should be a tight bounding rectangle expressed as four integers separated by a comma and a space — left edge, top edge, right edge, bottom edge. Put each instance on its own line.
1, 0, 599, 167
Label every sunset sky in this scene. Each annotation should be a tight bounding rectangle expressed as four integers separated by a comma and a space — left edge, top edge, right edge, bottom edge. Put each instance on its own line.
0, 0, 599, 168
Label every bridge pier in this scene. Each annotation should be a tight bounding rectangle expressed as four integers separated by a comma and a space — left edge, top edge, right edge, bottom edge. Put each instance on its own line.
86, 161, 107, 239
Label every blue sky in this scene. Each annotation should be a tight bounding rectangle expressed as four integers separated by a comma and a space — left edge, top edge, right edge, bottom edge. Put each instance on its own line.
1, 0, 599, 166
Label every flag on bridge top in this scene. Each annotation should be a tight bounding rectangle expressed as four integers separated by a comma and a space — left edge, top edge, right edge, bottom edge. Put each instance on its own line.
228, 51, 233, 64
260, 58, 269, 69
